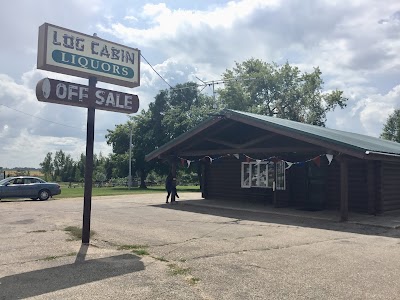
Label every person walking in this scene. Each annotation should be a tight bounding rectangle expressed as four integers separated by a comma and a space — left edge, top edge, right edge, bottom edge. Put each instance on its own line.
165, 173, 179, 203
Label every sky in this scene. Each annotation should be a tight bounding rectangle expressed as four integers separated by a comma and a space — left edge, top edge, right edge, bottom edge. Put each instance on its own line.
0, 0, 400, 168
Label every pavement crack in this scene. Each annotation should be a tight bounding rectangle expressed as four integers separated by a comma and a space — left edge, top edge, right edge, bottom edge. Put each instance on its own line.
189, 237, 356, 261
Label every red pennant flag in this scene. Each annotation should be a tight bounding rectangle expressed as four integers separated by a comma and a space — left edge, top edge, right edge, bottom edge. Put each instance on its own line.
246, 156, 251, 163
312, 156, 321, 167
181, 158, 185, 166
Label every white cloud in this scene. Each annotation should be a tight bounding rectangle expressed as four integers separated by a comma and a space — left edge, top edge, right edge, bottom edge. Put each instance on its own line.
0, 129, 111, 168
358, 85, 400, 136
1, 0, 400, 168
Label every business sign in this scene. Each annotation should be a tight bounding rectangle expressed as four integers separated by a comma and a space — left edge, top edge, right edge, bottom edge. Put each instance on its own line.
36, 78, 139, 114
37, 23, 140, 88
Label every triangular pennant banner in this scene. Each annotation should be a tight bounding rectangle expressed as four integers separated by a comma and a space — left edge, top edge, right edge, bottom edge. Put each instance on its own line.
312, 156, 321, 167
326, 154, 333, 165
246, 156, 251, 163
181, 158, 185, 167
233, 154, 239, 159
187, 160, 191, 168
205, 156, 213, 164
285, 162, 294, 170
256, 159, 262, 165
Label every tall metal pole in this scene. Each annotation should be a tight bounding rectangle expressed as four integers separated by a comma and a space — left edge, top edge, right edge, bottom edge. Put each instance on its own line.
82, 76, 97, 244
212, 81, 216, 109
128, 124, 133, 189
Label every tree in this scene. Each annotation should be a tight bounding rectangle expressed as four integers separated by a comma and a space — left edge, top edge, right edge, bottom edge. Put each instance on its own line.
40, 152, 54, 181
106, 82, 215, 188
381, 109, 400, 142
218, 59, 347, 126
53, 150, 66, 181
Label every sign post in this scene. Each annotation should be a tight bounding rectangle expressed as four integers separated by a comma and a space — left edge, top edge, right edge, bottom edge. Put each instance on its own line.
36, 23, 140, 245
82, 76, 96, 244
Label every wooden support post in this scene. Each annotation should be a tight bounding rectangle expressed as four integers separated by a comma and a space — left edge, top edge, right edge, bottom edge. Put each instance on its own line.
273, 162, 277, 207
367, 161, 376, 215
340, 159, 348, 222
201, 161, 208, 198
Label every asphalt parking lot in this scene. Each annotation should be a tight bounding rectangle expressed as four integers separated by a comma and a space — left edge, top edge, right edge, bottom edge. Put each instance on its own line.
1, 193, 400, 300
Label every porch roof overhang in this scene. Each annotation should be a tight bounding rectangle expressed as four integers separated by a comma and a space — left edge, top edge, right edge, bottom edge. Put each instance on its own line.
145, 109, 400, 162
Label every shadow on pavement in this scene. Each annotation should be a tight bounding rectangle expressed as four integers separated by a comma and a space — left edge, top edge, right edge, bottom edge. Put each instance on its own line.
153, 200, 400, 239
0, 253, 144, 300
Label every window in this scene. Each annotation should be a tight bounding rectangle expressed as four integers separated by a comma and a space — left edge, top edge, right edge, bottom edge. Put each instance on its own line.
241, 163, 251, 188
275, 161, 286, 190
241, 161, 286, 190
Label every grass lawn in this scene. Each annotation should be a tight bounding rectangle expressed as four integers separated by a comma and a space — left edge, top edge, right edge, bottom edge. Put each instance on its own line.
56, 184, 200, 198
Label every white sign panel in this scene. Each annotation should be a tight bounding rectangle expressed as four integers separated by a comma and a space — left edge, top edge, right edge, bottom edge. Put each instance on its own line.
37, 23, 140, 88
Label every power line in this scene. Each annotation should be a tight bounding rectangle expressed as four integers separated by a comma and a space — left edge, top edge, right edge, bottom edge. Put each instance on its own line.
0, 104, 108, 132
140, 54, 173, 88
140, 52, 262, 93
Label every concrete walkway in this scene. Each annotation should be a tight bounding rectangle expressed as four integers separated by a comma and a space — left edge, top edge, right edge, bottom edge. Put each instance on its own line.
178, 196, 400, 229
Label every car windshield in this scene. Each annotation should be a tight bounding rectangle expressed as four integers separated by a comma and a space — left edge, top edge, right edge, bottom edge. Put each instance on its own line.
0, 178, 11, 185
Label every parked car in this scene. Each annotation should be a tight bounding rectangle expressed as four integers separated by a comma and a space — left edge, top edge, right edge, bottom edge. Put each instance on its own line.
0, 176, 61, 201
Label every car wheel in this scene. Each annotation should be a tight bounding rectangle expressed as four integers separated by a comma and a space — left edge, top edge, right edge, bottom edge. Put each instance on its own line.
38, 189, 50, 201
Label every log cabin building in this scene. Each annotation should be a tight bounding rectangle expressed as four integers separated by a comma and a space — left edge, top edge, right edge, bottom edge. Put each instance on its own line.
146, 109, 400, 221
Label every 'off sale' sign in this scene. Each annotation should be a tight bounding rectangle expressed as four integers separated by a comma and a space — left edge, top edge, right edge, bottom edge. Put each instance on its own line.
36, 78, 139, 114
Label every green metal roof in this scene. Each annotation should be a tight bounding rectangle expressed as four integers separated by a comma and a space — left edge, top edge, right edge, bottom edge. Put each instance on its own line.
146, 109, 400, 161
227, 109, 400, 156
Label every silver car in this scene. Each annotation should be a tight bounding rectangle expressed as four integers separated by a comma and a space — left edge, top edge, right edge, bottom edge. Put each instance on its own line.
0, 176, 61, 201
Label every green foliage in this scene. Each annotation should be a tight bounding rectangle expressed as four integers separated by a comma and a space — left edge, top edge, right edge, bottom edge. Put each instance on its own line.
106, 82, 215, 188
117, 244, 149, 250
167, 264, 191, 276
381, 109, 400, 143
131, 249, 149, 256
39, 150, 111, 183
40, 152, 53, 181
218, 59, 347, 126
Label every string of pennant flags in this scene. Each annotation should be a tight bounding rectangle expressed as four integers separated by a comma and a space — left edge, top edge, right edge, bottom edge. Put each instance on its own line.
177, 153, 335, 169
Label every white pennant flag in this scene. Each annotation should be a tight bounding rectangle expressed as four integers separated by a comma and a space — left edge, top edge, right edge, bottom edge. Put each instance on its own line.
233, 154, 239, 159
326, 154, 334, 165
256, 159, 261, 165
187, 160, 191, 168
206, 156, 213, 164
285, 161, 294, 170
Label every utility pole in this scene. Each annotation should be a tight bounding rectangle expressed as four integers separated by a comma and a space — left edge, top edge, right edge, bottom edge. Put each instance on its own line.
128, 123, 133, 189
195, 76, 217, 109
212, 80, 216, 109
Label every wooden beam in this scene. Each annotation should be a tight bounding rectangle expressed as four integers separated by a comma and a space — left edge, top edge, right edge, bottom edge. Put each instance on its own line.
181, 122, 235, 151
239, 133, 276, 148
179, 146, 324, 156
340, 159, 348, 222
205, 137, 238, 148
225, 112, 368, 160
145, 117, 222, 161
204, 133, 277, 150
